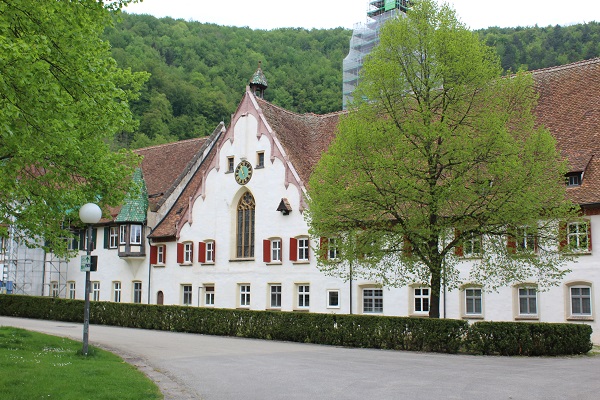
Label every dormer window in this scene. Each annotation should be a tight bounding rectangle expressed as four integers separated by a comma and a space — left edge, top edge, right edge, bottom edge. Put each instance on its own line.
566, 172, 582, 187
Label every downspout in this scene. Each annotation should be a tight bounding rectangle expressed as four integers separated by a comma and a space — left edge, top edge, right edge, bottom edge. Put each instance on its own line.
349, 260, 353, 315
147, 226, 152, 304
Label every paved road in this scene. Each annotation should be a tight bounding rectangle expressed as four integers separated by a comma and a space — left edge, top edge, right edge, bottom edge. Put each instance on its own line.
1, 316, 599, 400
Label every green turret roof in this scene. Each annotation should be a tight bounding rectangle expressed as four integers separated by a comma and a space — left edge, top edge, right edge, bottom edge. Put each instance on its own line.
116, 168, 148, 223
250, 61, 268, 88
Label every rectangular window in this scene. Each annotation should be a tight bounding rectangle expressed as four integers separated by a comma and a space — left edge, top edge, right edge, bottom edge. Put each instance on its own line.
109, 226, 118, 248
298, 237, 309, 261
567, 221, 590, 252
157, 245, 165, 264
184, 242, 193, 263
515, 226, 536, 253
240, 284, 251, 307
462, 233, 482, 258
328, 238, 339, 260
204, 286, 215, 306
68, 281, 76, 299
182, 285, 192, 306
51, 282, 59, 298
257, 152, 265, 168
298, 285, 310, 308
465, 288, 482, 315
113, 282, 122, 303
270, 284, 282, 308
271, 239, 281, 262
133, 282, 142, 304
566, 172, 582, 187
414, 287, 430, 313
363, 288, 383, 313
571, 286, 592, 316
327, 290, 340, 308
130, 224, 142, 245
92, 282, 100, 301
119, 225, 127, 245
206, 241, 215, 263
227, 156, 234, 173
518, 287, 537, 315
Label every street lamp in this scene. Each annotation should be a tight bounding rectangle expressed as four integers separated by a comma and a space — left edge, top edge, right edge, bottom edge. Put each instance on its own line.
79, 202, 102, 356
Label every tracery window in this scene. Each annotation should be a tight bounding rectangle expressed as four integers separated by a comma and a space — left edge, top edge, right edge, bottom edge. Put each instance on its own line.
237, 192, 255, 258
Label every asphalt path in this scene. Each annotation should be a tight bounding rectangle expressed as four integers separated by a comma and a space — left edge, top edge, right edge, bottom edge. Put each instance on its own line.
1, 316, 599, 400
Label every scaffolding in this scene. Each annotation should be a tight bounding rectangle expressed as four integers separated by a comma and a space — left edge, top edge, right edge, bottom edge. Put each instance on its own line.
342, 0, 409, 109
0, 224, 69, 297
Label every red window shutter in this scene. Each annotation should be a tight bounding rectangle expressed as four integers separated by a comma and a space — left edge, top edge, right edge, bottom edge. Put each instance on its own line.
320, 237, 328, 260
150, 245, 157, 264
454, 229, 463, 257
199, 242, 206, 263
177, 243, 184, 264
289, 237, 298, 261
163, 246, 167, 263
559, 222, 567, 251
507, 234, 516, 254
263, 240, 271, 263
588, 221, 592, 252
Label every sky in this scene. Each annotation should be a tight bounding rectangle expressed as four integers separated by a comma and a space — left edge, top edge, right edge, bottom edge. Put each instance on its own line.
125, 0, 600, 31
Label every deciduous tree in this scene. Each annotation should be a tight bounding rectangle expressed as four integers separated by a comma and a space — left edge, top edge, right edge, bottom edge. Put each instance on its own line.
307, 0, 576, 318
0, 0, 148, 256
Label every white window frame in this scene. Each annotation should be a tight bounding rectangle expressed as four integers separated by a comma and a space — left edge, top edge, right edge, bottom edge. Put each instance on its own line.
92, 282, 100, 301
240, 284, 251, 307
363, 288, 383, 313
297, 284, 310, 309
113, 281, 122, 303
412, 286, 430, 315
464, 287, 483, 316
119, 225, 127, 245
462, 233, 482, 258
570, 285, 592, 317
271, 239, 282, 262
517, 286, 538, 317
567, 221, 590, 253
298, 237, 309, 261
51, 281, 59, 298
206, 241, 215, 263
184, 242, 193, 264
133, 281, 142, 304
68, 281, 76, 299
257, 151, 265, 168
130, 224, 142, 245
182, 285, 193, 306
327, 289, 340, 309
109, 226, 118, 249
227, 156, 234, 173
204, 285, 215, 306
157, 245, 165, 264
270, 284, 282, 309
515, 226, 536, 253
328, 238, 339, 260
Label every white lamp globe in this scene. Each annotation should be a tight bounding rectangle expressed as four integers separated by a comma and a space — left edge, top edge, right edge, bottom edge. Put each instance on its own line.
79, 203, 102, 224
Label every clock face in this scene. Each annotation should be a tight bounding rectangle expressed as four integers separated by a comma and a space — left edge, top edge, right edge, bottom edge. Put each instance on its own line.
234, 160, 253, 185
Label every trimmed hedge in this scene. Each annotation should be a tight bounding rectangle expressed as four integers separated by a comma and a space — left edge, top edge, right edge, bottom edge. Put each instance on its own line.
0, 295, 592, 355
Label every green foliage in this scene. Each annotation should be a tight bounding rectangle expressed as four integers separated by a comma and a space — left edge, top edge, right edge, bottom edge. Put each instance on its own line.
465, 321, 593, 356
0, 295, 592, 356
0, 326, 162, 399
0, 0, 148, 256
105, 13, 350, 148
307, 0, 576, 319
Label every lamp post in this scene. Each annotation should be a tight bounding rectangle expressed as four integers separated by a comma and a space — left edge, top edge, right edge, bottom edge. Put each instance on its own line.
79, 202, 102, 356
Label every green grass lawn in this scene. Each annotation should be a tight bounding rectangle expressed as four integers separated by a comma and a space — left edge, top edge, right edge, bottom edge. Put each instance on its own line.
0, 327, 162, 400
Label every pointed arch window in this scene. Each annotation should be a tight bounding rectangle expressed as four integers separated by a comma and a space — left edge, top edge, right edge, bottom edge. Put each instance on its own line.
237, 192, 255, 258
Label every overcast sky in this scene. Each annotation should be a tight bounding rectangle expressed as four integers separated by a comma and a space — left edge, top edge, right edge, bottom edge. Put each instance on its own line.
125, 0, 600, 30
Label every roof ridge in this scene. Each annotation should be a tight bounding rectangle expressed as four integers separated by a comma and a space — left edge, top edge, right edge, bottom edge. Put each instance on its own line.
134, 137, 207, 153
257, 97, 346, 119
530, 57, 600, 75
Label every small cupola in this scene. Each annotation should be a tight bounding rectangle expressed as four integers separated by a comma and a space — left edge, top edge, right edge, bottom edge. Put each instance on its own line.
250, 61, 268, 99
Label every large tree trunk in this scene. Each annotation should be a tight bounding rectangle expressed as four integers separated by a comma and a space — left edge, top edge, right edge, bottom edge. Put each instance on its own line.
429, 264, 442, 318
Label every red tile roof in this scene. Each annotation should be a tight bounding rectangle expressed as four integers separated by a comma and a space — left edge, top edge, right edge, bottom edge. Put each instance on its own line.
533, 58, 600, 205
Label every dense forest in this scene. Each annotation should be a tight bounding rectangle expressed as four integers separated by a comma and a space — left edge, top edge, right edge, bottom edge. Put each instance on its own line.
105, 13, 600, 149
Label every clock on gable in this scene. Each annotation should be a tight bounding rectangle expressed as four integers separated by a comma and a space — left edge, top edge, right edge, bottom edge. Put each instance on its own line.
234, 160, 253, 185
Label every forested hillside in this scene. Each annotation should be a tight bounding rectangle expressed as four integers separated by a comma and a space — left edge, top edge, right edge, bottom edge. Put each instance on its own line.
106, 13, 600, 149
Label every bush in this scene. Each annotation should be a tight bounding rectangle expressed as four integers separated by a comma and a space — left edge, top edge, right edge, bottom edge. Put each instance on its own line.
0, 294, 591, 356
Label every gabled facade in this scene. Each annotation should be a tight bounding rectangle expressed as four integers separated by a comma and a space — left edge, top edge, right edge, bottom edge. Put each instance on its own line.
5, 59, 600, 343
